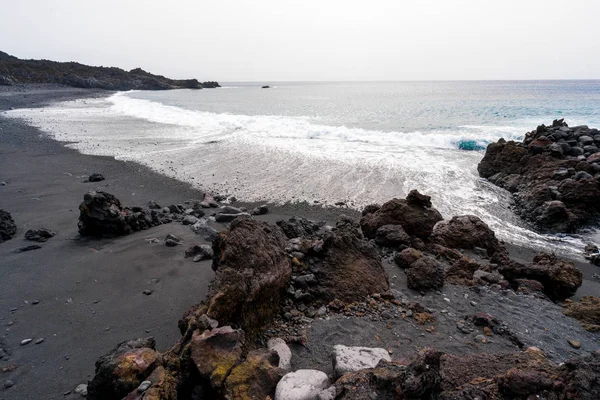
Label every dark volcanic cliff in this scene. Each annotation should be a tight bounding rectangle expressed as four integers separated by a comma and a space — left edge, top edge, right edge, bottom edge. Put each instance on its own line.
0, 51, 220, 90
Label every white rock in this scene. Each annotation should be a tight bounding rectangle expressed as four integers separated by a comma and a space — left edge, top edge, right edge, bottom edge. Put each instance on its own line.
74, 383, 88, 397
332, 345, 391, 378
137, 380, 152, 392
317, 386, 337, 400
275, 369, 330, 400
267, 338, 292, 371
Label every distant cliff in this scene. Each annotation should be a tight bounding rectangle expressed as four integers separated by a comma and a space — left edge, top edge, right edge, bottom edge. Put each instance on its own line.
0, 51, 220, 90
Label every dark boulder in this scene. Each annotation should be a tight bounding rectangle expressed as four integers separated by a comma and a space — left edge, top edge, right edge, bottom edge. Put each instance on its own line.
431, 215, 506, 258
78, 191, 163, 236
405, 256, 445, 291
374, 224, 410, 247
360, 190, 443, 239
499, 253, 582, 300
0, 209, 17, 242
276, 216, 322, 239
393, 247, 423, 269
87, 173, 105, 182
312, 224, 389, 303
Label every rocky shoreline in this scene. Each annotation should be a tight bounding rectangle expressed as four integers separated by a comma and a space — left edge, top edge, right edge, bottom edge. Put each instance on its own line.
1, 87, 599, 399
0, 51, 220, 90
478, 119, 600, 235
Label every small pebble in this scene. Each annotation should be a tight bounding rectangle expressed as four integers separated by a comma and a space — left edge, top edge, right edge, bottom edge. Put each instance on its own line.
64, 354, 70, 360
4, 379, 15, 389
74, 383, 88, 396
137, 380, 152, 392
35, 338, 45, 344
20, 338, 33, 346
143, 289, 153, 296
470, 301, 477, 306
568, 339, 581, 349
31, 300, 40, 305
64, 390, 71, 396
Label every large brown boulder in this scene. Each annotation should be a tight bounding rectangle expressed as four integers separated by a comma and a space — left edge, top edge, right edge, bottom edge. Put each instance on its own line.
499, 253, 582, 300
87, 338, 161, 400
564, 296, 600, 332
313, 224, 389, 302
360, 190, 443, 239
0, 209, 16, 242
190, 326, 244, 389
405, 256, 445, 292
431, 215, 506, 257
224, 349, 284, 399
477, 139, 529, 179
206, 217, 291, 338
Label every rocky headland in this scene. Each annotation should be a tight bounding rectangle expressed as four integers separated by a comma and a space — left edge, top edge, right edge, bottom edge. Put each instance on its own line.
478, 119, 600, 234
0, 51, 220, 90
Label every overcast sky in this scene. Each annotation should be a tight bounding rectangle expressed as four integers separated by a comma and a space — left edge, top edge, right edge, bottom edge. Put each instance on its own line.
1, 0, 599, 81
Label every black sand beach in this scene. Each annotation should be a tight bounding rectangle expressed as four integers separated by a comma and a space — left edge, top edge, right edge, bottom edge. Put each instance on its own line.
1, 85, 599, 399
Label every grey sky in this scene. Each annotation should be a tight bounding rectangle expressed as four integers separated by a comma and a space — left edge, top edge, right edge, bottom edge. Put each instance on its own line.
2, 0, 599, 81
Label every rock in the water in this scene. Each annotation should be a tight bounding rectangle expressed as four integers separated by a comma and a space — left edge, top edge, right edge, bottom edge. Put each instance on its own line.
78, 191, 162, 236
360, 190, 443, 239
564, 296, 600, 332
431, 215, 506, 257
190, 326, 244, 388
24, 228, 55, 242
275, 369, 330, 400
374, 224, 411, 247
332, 345, 391, 378
224, 348, 284, 400
405, 256, 445, 291
268, 338, 292, 371
87, 337, 160, 400
87, 173, 105, 182
0, 209, 17, 242
499, 253, 582, 300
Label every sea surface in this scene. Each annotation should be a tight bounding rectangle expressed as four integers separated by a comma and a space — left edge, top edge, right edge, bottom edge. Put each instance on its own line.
5, 81, 600, 255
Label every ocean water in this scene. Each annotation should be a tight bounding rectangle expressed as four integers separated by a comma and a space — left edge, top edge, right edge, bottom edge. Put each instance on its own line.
5, 81, 600, 255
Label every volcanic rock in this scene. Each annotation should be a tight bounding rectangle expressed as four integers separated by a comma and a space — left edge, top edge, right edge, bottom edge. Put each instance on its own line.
360, 190, 443, 239
275, 370, 330, 400
0, 209, 17, 242
405, 256, 445, 291
224, 348, 284, 400
564, 296, 600, 332
431, 214, 506, 258
24, 228, 55, 242
332, 345, 392, 378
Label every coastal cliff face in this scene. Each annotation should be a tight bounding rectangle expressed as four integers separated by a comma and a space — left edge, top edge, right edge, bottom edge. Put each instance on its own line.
478, 119, 600, 233
0, 51, 220, 90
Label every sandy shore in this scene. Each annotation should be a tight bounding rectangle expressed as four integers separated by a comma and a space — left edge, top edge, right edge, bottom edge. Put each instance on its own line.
1, 85, 599, 399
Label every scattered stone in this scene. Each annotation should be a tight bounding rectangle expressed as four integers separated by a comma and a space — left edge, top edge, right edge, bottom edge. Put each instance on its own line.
142, 290, 153, 296
20, 338, 32, 346
215, 212, 250, 223
332, 344, 392, 378
74, 383, 88, 397
564, 296, 600, 331
190, 220, 219, 240
24, 228, 56, 242
136, 380, 152, 392
275, 369, 330, 400
251, 205, 269, 215
164, 233, 182, 247
34, 338, 44, 344
185, 244, 214, 261
568, 339, 581, 349
147, 200, 161, 210
4, 379, 15, 389
87, 173, 105, 182
374, 224, 411, 247
182, 215, 199, 225
267, 338, 292, 371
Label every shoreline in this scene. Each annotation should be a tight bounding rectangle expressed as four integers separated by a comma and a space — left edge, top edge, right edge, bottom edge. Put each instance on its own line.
1, 85, 599, 399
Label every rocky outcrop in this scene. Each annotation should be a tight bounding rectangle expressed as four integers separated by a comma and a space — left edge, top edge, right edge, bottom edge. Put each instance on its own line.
360, 190, 443, 239
87, 338, 161, 400
224, 348, 284, 400
478, 120, 600, 232
499, 253, 582, 300
182, 217, 291, 339
0, 209, 17, 242
0, 50, 218, 90
78, 191, 167, 236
